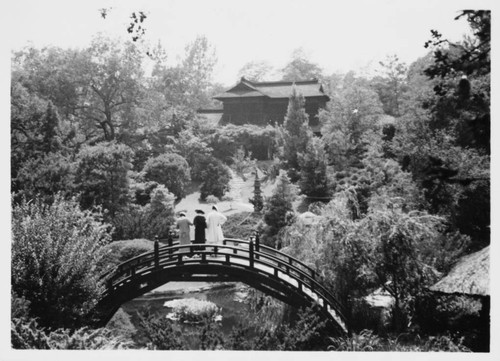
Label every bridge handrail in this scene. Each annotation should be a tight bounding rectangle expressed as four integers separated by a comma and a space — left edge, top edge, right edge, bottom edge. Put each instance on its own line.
100, 240, 346, 320
223, 238, 317, 279
221, 239, 344, 312
104, 242, 313, 287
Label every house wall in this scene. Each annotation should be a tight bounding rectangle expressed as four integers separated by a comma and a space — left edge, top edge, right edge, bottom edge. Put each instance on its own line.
222, 97, 327, 128
221, 98, 266, 125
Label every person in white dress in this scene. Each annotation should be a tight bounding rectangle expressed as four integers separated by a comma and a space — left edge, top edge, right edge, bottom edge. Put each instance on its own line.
206, 205, 227, 244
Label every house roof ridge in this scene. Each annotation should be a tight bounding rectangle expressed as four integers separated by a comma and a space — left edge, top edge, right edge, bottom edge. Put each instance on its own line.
214, 77, 329, 100
252, 78, 320, 87
239, 77, 269, 97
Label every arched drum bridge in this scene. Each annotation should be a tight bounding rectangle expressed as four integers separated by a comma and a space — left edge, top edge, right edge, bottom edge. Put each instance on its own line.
93, 237, 349, 335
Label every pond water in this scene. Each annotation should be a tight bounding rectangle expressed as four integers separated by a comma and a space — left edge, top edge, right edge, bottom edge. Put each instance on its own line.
118, 281, 255, 348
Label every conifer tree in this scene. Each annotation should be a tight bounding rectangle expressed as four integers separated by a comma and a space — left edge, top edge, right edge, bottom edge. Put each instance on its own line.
41, 102, 62, 154
278, 87, 313, 181
262, 170, 298, 246
298, 137, 329, 198
250, 169, 264, 212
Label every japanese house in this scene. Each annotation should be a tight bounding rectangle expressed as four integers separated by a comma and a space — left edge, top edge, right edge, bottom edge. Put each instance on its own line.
209, 77, 330, 133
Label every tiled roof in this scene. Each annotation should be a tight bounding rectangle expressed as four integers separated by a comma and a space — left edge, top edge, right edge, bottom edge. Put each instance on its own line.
214, 78, 329, 100
430, 246, 489, 297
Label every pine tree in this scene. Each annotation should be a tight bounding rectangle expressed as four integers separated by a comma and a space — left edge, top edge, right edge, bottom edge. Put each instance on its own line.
298, 137, 329, 198
278, 87, 313, 181
250, 169, 264, 212
41, 102, 62, 154
263, 170, 298, 246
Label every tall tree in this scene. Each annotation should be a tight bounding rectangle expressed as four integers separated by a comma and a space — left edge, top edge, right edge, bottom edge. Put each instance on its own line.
12, 38, 145, 142
40, 102, 63, 154
75, 35, 145, 141
11, 46, 82, 119
371, 55, 409, 117
152, 36, 217, 110
237, 60, 275, 82
277, 87, 314, 181
298, 137, 329, 199
321, 77, 383, 171
424, 10, 490, 153
281, 48, 323, 81
391, 10, 490, 250
262, 170, 298, 247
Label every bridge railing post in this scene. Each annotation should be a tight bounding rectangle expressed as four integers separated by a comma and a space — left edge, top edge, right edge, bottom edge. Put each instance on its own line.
168, 229, 174, 255
154, 236, 159, 269
254, 231, 260, 260
107, 278, 113, 292
249, 240, 254, 268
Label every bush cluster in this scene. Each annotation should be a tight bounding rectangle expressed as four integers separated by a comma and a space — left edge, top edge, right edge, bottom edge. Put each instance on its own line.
12, 195, 111, 329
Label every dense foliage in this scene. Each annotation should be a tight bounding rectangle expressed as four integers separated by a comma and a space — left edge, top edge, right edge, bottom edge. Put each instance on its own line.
223, 212, 262, 239
12, 196, 112, 329
276, 87, 313, 181
12, 318, 131, 350
142, 153, 191, 200
199, 156, 231, 201
262, 170, 299, 246
116, 186, 175, 239
74, 142, 133, 219
135, 306, 330, 350
210, 124, 276, 161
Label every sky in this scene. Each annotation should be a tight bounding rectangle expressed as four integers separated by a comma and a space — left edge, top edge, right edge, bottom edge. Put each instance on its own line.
5, 0, 494, 86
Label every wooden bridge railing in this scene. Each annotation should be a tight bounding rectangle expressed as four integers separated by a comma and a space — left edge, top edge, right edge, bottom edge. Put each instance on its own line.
99, 235, 348, 333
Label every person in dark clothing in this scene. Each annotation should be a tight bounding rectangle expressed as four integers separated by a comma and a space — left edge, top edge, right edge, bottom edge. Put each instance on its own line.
193, 209, 207, 251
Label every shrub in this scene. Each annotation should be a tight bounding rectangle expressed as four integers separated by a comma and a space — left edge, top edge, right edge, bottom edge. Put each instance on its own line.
11, 292, 31, 320
230, 147, 257, 179
11, 317, 131, 350
113, 185, 176, 240
199, 157, 231, 201
205, 195, 220, 204
273, 307, 330, 351
74, 141, 133, 219
223, 212, 262, 239
210, 124, 276, 162
12, 195, 112, 329
105, 309, 137, 340
143, 153, 191, 200
129, 179, 162, 206
197, 317, 225, 350
328, 329, 471, 352
175, 130, 214, 180
13, 152, 74, 204
227, 306, 329, 351
137, 310, 186, 350
99, 239, 155, 269
226, 324, 255, 350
